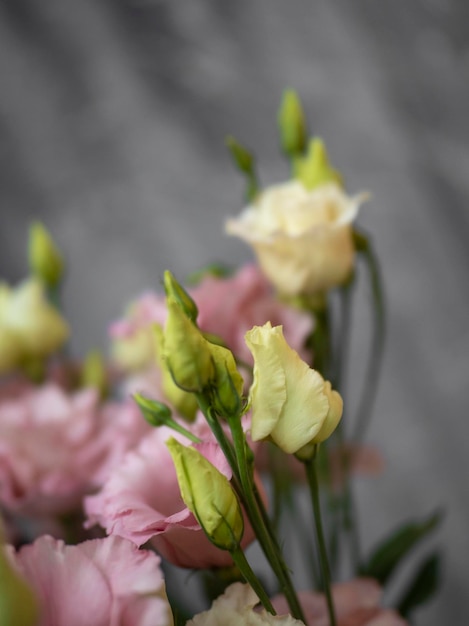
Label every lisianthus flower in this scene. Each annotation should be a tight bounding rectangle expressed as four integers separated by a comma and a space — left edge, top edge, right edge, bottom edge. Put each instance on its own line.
85, 417, 259, 569
187, 582, 303, 625
226, 181, 368, 297
0, 277, 69, 374
0, 383, 150, 516
245, 323, 343, 455
5, 534, 172, 626
272, 579, 407, 626
109, 263, 312, 374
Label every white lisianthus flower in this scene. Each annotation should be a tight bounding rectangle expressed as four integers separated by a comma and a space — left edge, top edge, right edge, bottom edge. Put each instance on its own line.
187, 582, 304, 625
0, 278, 69, 373
245, 322, 343, 455
226, 180, 368, 296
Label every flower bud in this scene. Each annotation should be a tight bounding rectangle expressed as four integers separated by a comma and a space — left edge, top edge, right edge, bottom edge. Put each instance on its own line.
245, 322, 343, 454
278, 89, 307, 157
81, 349, 108, 398
28, 221, 64, 289
163, 299, 214, 392
0, 532, 39, 626
167, 438, 244, 551
207, 342, 244, 418
153, 324, 198, 421
134, 392, 172, 427
163, 270, 198, 323
294, 137, 342, 190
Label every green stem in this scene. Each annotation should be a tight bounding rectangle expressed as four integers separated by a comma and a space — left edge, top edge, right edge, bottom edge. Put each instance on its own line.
231, 546, 276, 615
352, 230, 385, 443
228, 416, 306, 623
305, 451, 337, 626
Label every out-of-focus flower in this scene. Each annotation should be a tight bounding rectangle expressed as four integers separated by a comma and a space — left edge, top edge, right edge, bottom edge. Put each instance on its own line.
0, 383, 150, 516
167, 438, 244, 551
187, 582, 303, 625
0, 278, 69, 374
7, 534, 172, 626
226, 180, 368, 297
85, 419, 258, 569
272, 579, 407, 626
109, 264, 312, 374
245, 323, 342, 455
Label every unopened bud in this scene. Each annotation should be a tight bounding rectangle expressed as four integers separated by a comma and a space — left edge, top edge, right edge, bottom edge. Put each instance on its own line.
28, 222, 64, 289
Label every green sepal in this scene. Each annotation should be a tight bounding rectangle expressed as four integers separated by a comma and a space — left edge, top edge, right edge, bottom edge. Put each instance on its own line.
294, 137, 343, 190
360, 510, 443, 585
396, 552, 441, 618
225, 135, 259, 202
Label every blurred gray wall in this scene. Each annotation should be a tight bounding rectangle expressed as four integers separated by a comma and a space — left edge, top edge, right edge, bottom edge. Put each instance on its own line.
1, 1, 468, 623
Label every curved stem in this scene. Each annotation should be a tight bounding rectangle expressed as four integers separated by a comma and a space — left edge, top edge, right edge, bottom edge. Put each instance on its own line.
228, 416, 306, 623
304, 451, 337, 626
231, 546, 276, 615
352, 231, 385, 443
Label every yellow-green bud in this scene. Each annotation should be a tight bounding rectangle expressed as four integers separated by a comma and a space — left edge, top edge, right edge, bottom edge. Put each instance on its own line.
163, 271, 198, 323
207, 342, 244, 418
81, 349, 108, 398
134, 393, 172, 427
0, 538, 39, 626
278, 89, 307, 157
28, 221, 64, 289
167, 438, 244, 551
294, 137, 343, 190
154, 324, 199, 421
163, 299, 214, 392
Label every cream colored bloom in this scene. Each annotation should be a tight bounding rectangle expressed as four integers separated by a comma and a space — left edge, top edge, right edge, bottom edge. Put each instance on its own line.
0, 278, 69, 372
187, 582, 304, 626
226, 180, 368, 296
245, 323, 343, 454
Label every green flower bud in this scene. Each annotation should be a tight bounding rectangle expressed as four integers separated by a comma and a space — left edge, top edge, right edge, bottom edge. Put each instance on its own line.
154, 324, 199, 421
81, 349, 108, 398
0, 540, 39, 626
207, 342, 244, 418
163, 299, 214, 392
28, 221, 64, 289
294, 137, 343, 190
278, 89, 307, 157
134, 393, 172, 427
163, 271, 198, 323
167, 438, 244, 551
225, 135, 258, 202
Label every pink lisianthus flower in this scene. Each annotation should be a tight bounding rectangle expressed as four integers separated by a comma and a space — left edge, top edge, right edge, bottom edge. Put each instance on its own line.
272, 579, 407, 626
85, 417, 260, 569
6, 534, 172, 626
0, 383, 151, 516
110, 263, 313, 373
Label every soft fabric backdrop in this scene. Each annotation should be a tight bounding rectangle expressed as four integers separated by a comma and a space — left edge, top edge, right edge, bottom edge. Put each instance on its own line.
1, 2, 468, 624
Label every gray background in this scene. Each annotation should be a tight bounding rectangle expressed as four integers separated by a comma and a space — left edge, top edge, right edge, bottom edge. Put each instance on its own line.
1, 1, 468, 623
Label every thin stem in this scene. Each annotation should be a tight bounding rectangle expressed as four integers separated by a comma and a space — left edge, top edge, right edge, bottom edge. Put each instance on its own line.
231, 546, 276, 614
351, 231, 385, 443
304, 451, 337, 626
228, 415, 306, 623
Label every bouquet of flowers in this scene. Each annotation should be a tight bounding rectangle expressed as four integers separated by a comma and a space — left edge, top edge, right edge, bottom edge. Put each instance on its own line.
0, 91, 441, 626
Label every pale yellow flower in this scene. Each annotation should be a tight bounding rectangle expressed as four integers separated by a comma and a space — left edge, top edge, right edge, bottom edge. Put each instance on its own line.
187, 582, 304, 626
0, 278, 69, 372
245, 323, 342, 454
226, 180, 368, 296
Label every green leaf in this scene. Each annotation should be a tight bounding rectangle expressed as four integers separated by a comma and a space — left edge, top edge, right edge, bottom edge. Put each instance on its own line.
225, 135, 259, 202
397, 552, 441, 618
278, 89, 307, 157
360, 510, 443, 585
